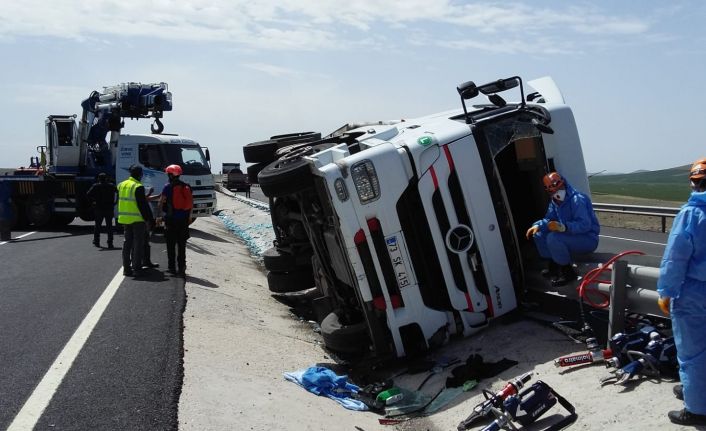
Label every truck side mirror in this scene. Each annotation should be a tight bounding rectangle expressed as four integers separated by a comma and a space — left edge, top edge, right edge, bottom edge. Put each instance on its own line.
205, 149, 211, 161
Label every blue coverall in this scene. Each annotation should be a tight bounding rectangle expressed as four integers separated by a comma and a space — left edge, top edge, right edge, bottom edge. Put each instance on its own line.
530, 180, 600, 265
658, 190, 706, 415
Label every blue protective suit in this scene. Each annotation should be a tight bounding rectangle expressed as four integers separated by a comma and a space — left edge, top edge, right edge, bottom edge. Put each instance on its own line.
283, 366, 367, 411
657, 190, 706, 415
530, 180, 600, 265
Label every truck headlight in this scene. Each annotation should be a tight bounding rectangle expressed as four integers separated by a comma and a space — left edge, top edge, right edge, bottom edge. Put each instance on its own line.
351, 160, 380, 204
334, 178, 349, 201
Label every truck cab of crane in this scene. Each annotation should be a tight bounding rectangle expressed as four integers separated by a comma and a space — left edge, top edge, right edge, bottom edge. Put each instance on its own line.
116, 134, 216, 216
45, 115, 80, 175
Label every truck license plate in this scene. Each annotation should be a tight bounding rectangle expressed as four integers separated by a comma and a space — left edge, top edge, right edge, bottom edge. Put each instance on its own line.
386, 235, 410, 289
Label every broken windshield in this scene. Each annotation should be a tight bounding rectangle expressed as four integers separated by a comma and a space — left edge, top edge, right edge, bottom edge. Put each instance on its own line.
480, 117, 541, 159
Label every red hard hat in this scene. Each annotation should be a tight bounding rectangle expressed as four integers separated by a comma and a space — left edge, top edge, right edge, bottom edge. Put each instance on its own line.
543, 172, 564, 193
165, 164, 182, 176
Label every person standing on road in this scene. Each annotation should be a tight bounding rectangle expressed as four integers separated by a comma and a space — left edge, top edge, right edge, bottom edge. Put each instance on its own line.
86, 172, 118, 248
157, 164, 193, 277
117, 165, 155, 277
525, 171, 600, 286
141, 186, 160, 269
657, 158, 706, 426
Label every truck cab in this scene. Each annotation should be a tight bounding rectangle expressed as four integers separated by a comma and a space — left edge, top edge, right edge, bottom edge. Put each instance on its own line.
255, 76, 590, 358
116, 134, 216, 217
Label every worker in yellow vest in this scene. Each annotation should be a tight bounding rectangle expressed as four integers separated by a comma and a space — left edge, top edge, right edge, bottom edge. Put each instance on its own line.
117, 165, 156, 277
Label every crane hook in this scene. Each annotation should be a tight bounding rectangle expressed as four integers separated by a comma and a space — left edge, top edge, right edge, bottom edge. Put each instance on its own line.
151, 118, 164, 134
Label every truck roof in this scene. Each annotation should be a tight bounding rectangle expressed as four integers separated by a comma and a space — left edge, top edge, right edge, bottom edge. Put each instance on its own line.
119, 134, 198, 146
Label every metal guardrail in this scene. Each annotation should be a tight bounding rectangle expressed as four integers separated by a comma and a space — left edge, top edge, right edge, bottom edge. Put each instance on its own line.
592, 203, 680, 233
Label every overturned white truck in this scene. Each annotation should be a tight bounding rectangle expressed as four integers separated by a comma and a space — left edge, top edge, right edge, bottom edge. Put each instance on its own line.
252, 76, 591, 358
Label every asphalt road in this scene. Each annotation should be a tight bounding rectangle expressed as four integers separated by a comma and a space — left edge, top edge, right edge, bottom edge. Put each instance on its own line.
0, 222, 183, 431
0, 198, 670, 430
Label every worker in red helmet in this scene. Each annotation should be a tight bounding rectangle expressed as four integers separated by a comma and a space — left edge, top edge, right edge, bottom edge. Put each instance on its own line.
157, 164, 193, 277
525, 171, 600, 286
657, 158, 706, 426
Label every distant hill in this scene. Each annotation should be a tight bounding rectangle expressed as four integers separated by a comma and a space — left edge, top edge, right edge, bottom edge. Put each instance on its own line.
589, 165, 691, 202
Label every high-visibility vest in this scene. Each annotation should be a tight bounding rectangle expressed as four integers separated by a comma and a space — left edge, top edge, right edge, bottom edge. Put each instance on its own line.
117, 177, 144, 224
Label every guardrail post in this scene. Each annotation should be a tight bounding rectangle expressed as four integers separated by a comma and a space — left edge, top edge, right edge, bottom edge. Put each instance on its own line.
608, 260, 628, 339
661, 216, 666, 233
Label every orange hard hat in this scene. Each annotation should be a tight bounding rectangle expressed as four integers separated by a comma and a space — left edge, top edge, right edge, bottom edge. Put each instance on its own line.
690, 159, 706, 180
165, 164, 183, 176
543, 172, 564, 193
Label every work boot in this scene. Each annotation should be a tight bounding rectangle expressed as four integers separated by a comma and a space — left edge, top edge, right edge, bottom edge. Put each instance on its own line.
541, 261, 560, 279
551, 264, 577, 287
123, 268, 134, 277
142, 262, 159, 269
107, 242, 114, 249
674, 384, 683, 400
93, 240, 100, 247
668, 409, 706, 426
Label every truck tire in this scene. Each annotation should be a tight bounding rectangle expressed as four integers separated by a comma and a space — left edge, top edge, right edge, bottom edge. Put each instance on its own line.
50, 214, 75, 227
10, 202, 27, 229
247, 163, 266, 184
258, 157, 313, 198
270, 132, 321, 144
263, 247, 311, 273
320, 311, 369, 354
25, 197, 51, 227
243, 139, 279, 164
266, 270, 315, 293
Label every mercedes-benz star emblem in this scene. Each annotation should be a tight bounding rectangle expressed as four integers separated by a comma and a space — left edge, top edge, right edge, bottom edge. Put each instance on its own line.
445, 225, 474, 253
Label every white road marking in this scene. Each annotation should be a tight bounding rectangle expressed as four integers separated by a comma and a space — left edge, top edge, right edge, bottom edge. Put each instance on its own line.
0, 231, 37, 245
600, 234, 666, 246
7, 269, 125, 431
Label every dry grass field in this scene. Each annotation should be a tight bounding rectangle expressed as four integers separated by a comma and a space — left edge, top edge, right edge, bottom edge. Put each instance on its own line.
592, 193, 682, 233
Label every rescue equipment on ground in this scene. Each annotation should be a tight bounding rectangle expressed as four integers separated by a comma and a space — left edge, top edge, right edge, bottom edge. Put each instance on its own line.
457, 372, 532, 429
457, 373, 577, 431
600, 328, 678, 386
554, 337, 613, 368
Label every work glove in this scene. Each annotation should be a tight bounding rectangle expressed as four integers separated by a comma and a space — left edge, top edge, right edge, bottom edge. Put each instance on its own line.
547, 221, 566, 232
525, 225, 540, 239
657, 296, 670, 316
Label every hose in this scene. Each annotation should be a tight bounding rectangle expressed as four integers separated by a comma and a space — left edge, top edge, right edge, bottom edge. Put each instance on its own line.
574, 250, 646, 339
577, 250, 645, 309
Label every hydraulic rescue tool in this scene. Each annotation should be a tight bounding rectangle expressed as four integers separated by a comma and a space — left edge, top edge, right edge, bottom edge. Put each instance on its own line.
554, 337, 613, 368
457, 372, 532, 430
478, 380, 577, 431
601, 331, 678, 385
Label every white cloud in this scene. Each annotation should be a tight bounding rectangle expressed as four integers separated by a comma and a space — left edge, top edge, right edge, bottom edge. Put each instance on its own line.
0, 0, 658, 54
243, 63, 302, 78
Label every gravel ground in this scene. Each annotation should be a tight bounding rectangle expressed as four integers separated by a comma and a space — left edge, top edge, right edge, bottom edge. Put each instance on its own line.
178, 191, 692, 431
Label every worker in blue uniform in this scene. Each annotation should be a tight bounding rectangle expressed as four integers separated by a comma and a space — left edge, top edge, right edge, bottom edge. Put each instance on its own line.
526, 172, 600, 286
657, 158, 706, 426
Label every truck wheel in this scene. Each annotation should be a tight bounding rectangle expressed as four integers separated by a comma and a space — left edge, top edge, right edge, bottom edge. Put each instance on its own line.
320, 311, 369, 354
270, 132, 321, 144
25, 197, 51, 227
274, 141, 333, 158
243, 139, 279, 164
263, 247, 311, 273
10, 202, 27, 229
258, 156, 312, 198
267, 270, 315, 293
247, 163, 266, 184
50, 214, 75, 227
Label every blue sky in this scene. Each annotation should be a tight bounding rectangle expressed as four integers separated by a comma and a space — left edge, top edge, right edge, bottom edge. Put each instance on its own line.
1, 1, 704, 174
